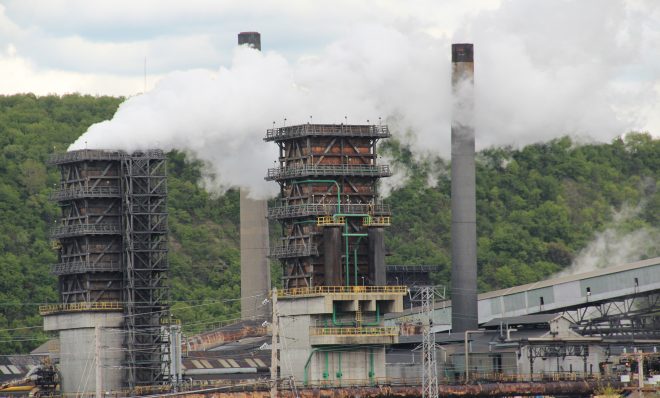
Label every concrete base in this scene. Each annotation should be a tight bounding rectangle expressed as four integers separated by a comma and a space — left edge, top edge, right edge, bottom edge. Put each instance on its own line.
277, 291, 404, 385
43, 311, 124, 394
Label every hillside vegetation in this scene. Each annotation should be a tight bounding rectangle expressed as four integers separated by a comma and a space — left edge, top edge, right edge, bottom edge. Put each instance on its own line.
0, 94, 658, 354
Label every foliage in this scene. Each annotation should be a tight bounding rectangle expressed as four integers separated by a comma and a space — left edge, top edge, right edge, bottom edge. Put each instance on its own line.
381, 134, 659, 293
0, 93, 658, 354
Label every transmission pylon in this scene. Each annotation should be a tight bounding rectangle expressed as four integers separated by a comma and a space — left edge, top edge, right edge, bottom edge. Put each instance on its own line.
412, 286, 444, 398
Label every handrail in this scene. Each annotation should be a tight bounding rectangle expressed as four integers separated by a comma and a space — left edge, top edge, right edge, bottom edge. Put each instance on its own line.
39, 301, 122, 315
51, 223, 122, 238
268, 203, 391, 219
269, 244, 319, 258
266, 164, 391, 181
48, 150, 125, 165
50, 186, 121, 201
51, 261, 121, 275
310, 326, 398, 336
279, 285, 407, 297
265, 124, 390, 142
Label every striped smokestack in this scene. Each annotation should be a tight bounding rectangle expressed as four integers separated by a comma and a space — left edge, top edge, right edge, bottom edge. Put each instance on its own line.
450, 43, 478, 333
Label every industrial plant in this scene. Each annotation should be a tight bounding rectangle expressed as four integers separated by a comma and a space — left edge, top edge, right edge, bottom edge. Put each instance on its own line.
0, 32, 659, 398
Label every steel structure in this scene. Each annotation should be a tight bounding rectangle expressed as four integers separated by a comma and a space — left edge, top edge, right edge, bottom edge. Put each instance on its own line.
49, 150, 124, 304
48, 149, 170, 390
265, 123, 391, 288
121, 150, 170, 388
411, 287, 444, 398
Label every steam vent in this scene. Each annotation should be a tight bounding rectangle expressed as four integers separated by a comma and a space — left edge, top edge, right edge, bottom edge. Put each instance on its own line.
42, 149, 171, 393
265, 124, 393, 288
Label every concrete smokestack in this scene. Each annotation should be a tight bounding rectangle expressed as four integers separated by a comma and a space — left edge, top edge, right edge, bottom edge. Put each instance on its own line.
239, 31, 270, 320
450, 43, 478, 333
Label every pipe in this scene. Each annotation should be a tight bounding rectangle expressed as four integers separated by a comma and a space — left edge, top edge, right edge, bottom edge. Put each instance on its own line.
302, 345, 379, 385
332, 302, 354, 326
323, 351, 329, 380
369, 348, 375, 385
337, 351, 343, 381
361, 302, 381, 326
184, 368, 258, 375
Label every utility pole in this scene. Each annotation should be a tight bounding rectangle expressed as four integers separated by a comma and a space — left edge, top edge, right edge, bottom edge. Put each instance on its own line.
271, 288, 279, 398
95, 326, 102, 398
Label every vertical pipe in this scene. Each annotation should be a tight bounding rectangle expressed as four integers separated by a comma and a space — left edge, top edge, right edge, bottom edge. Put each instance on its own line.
451, 43, 478, 333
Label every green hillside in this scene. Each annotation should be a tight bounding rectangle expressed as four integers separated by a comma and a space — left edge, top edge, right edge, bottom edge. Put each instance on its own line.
0, 94, 658, 354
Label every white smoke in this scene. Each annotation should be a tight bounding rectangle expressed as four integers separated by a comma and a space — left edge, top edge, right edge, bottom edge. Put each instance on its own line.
70, 26, 449, 198
558, 203, 660, 276
70, 1, 659, 198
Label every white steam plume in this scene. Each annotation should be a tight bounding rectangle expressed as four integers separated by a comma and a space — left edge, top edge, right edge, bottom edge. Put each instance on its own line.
71, 1, 659, 197
557, 203, 660, 276
70, 26, 449, 198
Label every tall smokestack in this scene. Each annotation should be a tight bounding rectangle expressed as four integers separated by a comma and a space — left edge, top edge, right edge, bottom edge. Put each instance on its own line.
450, 43, 478, 333
238, 32, 261, 51
239, 31, 270, 320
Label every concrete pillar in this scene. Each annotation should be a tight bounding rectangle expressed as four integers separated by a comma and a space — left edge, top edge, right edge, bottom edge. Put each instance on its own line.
240, 188, 271, 319
323, 227, 341, 286
43, 312, 124, 394
368, 228, 386, 285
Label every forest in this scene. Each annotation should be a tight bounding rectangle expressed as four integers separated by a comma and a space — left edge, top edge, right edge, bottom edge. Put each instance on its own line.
0, 94, 658, 354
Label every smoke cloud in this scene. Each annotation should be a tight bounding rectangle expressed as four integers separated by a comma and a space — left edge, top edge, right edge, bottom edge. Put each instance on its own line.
558, 203, 660, 276
70, 1, 659, 198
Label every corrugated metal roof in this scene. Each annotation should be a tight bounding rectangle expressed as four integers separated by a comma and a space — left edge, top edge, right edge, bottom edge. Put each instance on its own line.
481, 314, 561, 328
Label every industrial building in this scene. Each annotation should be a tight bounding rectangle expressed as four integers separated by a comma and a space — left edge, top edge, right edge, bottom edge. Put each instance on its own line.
41, 149, 173, 394
264, 122, 405, 385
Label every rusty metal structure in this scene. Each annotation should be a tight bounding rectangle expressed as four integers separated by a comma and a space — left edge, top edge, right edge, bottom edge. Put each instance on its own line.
265, 123, 392, 288
48, 149, 170, 391
50, 150, 125, 305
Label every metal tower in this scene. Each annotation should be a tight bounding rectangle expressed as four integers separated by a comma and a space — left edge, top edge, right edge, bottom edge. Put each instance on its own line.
412, 286, 442, 398
121, 150, 170, 388
264, 123, 392, 288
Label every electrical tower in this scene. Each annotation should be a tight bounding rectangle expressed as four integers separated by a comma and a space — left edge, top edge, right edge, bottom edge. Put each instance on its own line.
412, 286, 444, 398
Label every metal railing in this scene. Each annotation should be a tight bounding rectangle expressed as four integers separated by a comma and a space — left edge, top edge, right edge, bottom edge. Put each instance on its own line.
268, 203, 391, 219
270, 244, 319, 258
310, 326, 399, 336
50, 223, 122, 238
363, 216, 391, 226
51, 261, 121, 275
265, 124, 390, 141
48, 150, 125, 165
317, 216, 345, 226
39, 301, 122, 315
266, 164, 391, 180
279, 285, 407, 297
50, 185, 120, 201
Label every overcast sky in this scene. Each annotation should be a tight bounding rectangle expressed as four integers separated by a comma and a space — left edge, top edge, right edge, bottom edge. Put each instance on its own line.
1, 0, 659, 155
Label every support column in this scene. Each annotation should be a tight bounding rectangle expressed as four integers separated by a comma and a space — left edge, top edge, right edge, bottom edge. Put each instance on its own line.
368, 228, 386, 285
324, 227, 341, 285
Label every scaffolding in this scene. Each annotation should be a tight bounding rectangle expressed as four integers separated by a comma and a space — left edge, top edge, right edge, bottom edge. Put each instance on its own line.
265, 123, 391, 288
121, 151, 170, 389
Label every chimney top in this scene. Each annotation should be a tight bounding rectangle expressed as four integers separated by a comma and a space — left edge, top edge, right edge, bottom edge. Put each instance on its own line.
452, 43, 473, 63
238, 32, 261, 51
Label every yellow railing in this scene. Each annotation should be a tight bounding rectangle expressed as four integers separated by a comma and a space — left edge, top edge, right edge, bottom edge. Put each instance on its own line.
317, 215, 345, 226
363, 216, 391, 226
39, 301, 122, 315
279, 285, 407, 297
160, 317, 182, 325
310, 327, 398, 336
